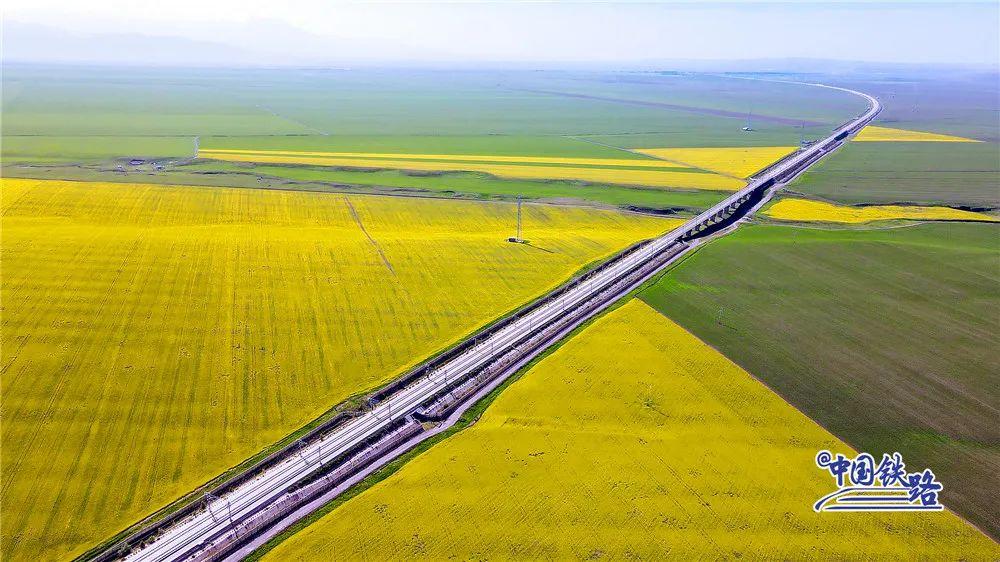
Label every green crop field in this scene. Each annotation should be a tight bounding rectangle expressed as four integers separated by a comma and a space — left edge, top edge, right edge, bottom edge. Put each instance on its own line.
531, 71, 866, 123
640, 222, 1000, 539
783, 70, 999, 211
834, 72, 999, 141
3, 66, 869, 214
3, 66, 861, 164
1, 136, 198, 163
202, 134, 639, 159
789, 141, 1000, 208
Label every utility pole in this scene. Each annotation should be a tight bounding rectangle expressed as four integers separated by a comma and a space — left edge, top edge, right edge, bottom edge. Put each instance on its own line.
516, 196, 522, 241
296, 439, 313, 465
225, 496, 237, 536
507, 196, 526, 243
205, 493, 219, 522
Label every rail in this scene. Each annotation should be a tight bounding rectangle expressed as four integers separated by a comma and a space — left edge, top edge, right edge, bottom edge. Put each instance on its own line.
98, 82, 881, 562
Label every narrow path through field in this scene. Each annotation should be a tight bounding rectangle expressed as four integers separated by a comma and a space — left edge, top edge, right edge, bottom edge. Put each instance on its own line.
343, 196, 396, 275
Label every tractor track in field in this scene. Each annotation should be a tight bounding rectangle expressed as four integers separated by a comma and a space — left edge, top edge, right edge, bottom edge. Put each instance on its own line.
343, 196, 396, 275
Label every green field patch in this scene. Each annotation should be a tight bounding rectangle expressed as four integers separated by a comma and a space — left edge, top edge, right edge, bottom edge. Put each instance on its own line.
2, 136, 197, 162
791, 141, 1000, 208
201, 134, 642, 159
3, 113, 309, 137
838, 74, 998, 142
4, 66, 865, 164
580, 122, 835, 150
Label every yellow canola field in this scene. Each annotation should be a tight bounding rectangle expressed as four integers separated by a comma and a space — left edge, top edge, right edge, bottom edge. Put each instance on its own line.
0, 178, 675, 562
634, 146, 798, 178
199, 150, 744, 192
765, 198, 998, 224
265, 300, 997, 560
854, 125, 982, 142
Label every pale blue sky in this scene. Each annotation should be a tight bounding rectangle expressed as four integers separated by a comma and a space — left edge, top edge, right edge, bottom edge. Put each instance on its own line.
4, 1, 998, 66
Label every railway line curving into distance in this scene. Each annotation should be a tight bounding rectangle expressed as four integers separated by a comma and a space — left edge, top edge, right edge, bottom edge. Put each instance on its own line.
91, 82, 881, 562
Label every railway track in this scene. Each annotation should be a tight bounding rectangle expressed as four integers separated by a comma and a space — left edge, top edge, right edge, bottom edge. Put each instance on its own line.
94, 83, 881, 562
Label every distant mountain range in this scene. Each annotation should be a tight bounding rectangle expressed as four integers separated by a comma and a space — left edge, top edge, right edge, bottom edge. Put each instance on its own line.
2, 21, 286, 66
3, 20, 996, 73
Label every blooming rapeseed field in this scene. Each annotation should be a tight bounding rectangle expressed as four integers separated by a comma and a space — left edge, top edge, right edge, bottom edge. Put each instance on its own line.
854, 126, 981, 142
0, 178, 675, 561
764, 198, 997, 224
634, 146, 798, 178
198, 149, 744, 191
263, 300, 997, 560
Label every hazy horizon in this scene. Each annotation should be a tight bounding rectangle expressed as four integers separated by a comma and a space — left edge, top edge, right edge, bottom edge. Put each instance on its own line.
3, 1, 998, 69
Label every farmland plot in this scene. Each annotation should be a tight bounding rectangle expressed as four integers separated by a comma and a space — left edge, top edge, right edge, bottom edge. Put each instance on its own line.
788, 139, 1000, 208
198, 149, 745, 191
854, 125, 982, 143
4, 67, 862, 164
641, 222, 1000, 538
0, 178, 674, 561
633, 146, 798, 178
763, 198, 997, 224
261, 301, 995, 560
